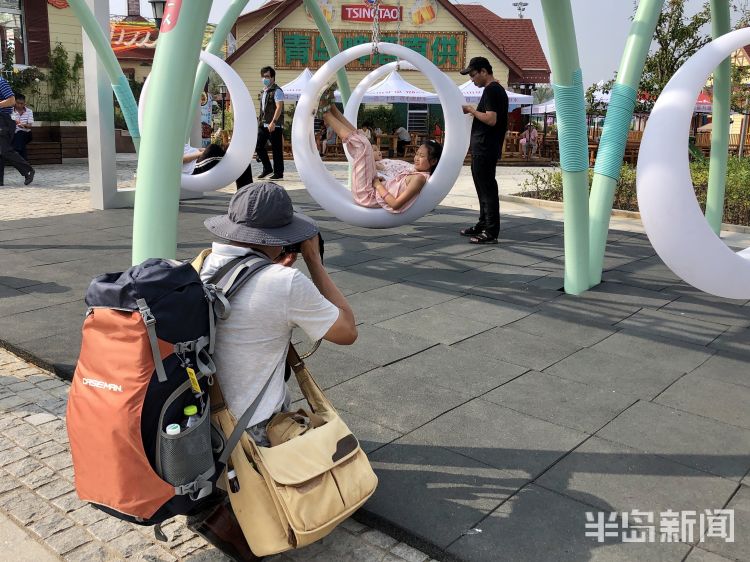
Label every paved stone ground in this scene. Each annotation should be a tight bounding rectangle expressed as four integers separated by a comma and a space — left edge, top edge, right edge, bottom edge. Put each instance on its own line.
0, 347, 437, 561
0, 158, 748, 561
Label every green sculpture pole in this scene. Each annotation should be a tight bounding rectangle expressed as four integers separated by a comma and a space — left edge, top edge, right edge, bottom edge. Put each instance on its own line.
588, 0, 664, 285
67, 0, 140, 151
705, 0, 731, 234
540, 0, 590, 295
132, 1, 213, 264
303, 0, 351, 104
187, 0, 251, 139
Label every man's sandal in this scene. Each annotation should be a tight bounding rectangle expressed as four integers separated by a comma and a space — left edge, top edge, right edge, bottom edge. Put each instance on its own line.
460, 225, 482, 237
468, 232, 498, 245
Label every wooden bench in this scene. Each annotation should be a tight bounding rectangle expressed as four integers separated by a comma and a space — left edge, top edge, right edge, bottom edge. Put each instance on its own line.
27, 141, 63, 165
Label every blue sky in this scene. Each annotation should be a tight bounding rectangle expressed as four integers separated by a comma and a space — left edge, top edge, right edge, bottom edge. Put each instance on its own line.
113, 0, 726, 87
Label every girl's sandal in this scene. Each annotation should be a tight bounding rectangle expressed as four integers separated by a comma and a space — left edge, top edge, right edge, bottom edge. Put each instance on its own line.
315, 85, 336, 118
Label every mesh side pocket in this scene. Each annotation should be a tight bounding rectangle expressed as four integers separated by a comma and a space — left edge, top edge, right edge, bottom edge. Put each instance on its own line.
159, 401, 214, 487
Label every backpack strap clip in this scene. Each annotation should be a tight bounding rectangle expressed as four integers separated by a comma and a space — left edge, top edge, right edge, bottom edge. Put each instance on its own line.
136, 298, 168, 383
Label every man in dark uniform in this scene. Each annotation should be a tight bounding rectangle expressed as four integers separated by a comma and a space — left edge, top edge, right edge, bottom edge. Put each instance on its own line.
256, 66, 285, 180
0, 76, 34, 186
459, 57, 508, 244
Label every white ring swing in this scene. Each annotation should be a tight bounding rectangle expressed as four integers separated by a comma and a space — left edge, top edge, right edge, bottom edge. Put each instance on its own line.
637, 27, 750, 299
138, 50, 257, 193
293, 42, 470, 228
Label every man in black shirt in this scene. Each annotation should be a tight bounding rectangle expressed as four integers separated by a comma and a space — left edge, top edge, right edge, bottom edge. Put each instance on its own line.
460, 57, 508, 244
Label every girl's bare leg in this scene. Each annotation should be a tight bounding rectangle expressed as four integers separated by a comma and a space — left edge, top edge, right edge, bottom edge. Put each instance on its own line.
322, 109, 355, 141
328, 104, 358, 131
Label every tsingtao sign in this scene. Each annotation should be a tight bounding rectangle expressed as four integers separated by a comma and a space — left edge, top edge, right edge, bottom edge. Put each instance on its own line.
341, 5, 402, 22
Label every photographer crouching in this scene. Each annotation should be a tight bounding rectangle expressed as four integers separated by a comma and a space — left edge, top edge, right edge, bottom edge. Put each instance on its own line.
191, 182, 357, 558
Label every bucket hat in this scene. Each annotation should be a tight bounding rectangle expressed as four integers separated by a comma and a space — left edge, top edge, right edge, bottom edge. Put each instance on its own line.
204, 182, 319, 246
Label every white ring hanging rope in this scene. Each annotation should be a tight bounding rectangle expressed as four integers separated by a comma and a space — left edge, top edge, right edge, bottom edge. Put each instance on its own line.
138, 50, 257, 193
293, 42, 470, 228
637, 27, 750, 299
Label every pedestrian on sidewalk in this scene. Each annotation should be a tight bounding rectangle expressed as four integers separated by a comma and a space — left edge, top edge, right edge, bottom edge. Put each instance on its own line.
0, 77, 34, 186
256, 66, 285, 180
459, 56, 508, 244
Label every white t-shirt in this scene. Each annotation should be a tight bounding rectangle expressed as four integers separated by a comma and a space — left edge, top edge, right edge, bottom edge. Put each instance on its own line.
395, 127, 411, 142
183, 144, 202, 174
200, 243, 339, 427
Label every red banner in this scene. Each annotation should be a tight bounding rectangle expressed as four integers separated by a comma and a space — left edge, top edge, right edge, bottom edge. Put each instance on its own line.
160, 0, 182, 33
341, 5, 402, 22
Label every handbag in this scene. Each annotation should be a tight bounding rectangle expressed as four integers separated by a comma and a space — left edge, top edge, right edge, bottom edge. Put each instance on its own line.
210, 344, 379, 556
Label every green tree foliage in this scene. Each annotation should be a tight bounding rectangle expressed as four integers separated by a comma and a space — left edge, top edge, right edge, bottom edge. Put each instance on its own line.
639, 0, 713, 111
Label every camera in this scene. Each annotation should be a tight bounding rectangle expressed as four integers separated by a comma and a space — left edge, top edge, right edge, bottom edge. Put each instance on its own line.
282, 234, 324, 260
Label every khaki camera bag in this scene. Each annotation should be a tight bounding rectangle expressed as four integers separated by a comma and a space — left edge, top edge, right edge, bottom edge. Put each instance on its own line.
210, 345, 378, 556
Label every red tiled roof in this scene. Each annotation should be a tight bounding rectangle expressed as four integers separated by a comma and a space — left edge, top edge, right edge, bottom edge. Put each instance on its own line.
454, 4, 549, 81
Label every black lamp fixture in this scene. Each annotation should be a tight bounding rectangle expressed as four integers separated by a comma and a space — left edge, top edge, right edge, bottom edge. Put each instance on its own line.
218, 84, 228, 130
148, 0, 166, 29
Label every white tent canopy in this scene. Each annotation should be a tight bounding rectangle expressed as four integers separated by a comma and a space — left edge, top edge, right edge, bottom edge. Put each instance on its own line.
522, 99, 556, 115
279, 68, 314, 101
333, 70, 439, 104
459, 80, 533, 109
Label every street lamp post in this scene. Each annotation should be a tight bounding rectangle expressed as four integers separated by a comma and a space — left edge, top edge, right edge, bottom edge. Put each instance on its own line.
148, 0, 166, 29
218, 83, 227, 130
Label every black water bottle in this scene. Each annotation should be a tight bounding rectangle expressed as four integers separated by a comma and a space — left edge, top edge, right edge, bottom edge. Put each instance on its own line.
227, 469, 240, 493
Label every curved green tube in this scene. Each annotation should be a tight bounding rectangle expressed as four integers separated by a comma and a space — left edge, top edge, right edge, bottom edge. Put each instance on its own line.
540, 0, 590, 295
303, 0, 351, 104
187, 0, 251, 140
706, 0, 731, 235
132, 2, 213, 263
67, 0, 140, 151
588, 0, 664, 285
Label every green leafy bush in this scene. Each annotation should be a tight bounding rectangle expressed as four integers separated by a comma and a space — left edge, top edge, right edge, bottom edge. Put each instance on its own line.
520, 157, 750, 226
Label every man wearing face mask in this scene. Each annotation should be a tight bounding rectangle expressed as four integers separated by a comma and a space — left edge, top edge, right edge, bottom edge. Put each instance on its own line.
256, 66, 285, 180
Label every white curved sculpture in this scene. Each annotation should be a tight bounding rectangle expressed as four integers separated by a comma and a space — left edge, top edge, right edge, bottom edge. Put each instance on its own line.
637, 28, 750, 299
293, 42, 470, 228
139, 50, 256, 193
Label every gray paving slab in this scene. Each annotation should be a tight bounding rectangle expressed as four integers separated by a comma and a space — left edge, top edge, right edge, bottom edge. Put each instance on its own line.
686, 547, 737, 562
401, 398, 587, 478
425, 294, 536, 327
366, 441, 519, 550
601, 269, 679, 292
614, 308, 729, 347
596, 400, 750, 481
454, 326, 582, 371
654, 372, 750, 429
447, 484, 691, 562
333, 325, 436, 368
536, 437, 739, 515
482, 371, 635, 434
466, 279, 563, 308
325, 365, 471, 434
696, 484, 749, 562
538, 293, 643, 325
659, 296, 750, 328
708, 326, 750, 356
591, 329, 715, 374
586, 281, 677, 310
375, 309, 495, 345
328, 270, 397, 295
0, 300, 86, 346
506, 309, 617, 347
287, 344, 380, 403
544, 347, 686, 400
337, 408, 403, 454
385, 344, 528, 396
688, 351, 750, 388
